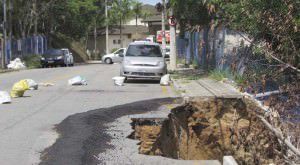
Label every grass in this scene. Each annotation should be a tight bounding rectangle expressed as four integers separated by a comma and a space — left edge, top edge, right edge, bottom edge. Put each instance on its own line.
209, 68, 248, 87
208, 69, 231, 81
234, 74, 247, 86
22, 55, 42, 69
170, 69, 206, 80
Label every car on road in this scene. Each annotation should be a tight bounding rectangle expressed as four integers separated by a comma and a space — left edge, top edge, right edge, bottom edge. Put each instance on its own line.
164, 46, 170, 60
41, 48, 74, 67
102, 48, 126, 64
120, 41, 167, 80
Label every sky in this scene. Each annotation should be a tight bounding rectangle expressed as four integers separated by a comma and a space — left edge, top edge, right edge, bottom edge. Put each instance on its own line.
139, 0, 160, 5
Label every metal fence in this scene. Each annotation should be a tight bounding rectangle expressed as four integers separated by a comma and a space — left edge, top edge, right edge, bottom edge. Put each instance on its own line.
176, 28, 250, 74
1, 35, 48, 64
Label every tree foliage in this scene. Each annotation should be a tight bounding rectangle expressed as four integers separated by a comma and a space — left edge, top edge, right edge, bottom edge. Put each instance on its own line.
1, 0, 105, 39
170, 0, 300, 68
170, 1, 300, 163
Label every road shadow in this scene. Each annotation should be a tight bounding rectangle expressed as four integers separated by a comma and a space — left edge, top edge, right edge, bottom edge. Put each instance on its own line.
39, 98, 181, 165
125, 79, 160, 84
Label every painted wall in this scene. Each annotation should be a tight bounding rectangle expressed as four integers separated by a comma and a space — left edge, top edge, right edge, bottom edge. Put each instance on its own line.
87, 34, 135, 56
125, 18, 148, 26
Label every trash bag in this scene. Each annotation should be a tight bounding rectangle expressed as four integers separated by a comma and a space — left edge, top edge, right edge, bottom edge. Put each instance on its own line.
112, 77, 126, 86
0, 91, 11, 104
10, 80, 30, 98
160, 74, 170, 86
25, 79, 38, 90
7, 58, 26, 70
68, 76, 87, 86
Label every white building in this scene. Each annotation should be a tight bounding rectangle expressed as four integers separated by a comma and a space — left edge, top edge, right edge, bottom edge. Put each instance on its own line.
87, 25, 149, 55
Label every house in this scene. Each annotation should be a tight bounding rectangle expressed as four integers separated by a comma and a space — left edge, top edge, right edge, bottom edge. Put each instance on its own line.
87, 25, 149, 56
86, 4, 166, 56
142, 14, 168, 36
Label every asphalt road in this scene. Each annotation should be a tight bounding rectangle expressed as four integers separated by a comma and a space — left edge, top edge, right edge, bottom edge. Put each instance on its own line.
0, 64, 177, 165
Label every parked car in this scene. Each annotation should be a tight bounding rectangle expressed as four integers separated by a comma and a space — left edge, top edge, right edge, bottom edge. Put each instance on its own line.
41, 48, 74, 67
120, 41, 167, 80
164, 46, 170, 60
61, 48, 74, 66
102, 48, 126, 64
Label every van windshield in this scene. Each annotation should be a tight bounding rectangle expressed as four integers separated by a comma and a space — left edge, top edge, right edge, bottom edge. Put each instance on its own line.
44, 49, 63, 56
126, 45, 162, 57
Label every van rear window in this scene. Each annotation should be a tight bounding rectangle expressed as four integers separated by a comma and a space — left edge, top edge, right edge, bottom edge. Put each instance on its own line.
126, 45, 162, 57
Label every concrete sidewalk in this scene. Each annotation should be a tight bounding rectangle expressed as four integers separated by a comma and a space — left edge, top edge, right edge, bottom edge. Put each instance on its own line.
173, 78, 242, 98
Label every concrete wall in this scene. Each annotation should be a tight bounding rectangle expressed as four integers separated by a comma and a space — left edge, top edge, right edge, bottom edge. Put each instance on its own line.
87, 34, 135, 56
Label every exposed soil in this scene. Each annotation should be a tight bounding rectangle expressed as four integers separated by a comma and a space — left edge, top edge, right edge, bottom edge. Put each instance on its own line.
39, 98, 179, 165
130, 97, 286, 165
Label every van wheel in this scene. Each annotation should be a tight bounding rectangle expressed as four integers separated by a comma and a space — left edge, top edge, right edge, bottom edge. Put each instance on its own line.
105, 58, 113, 64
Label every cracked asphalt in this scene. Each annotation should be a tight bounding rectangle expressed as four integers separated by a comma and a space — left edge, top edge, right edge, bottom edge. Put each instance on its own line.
0, 64, 177, 165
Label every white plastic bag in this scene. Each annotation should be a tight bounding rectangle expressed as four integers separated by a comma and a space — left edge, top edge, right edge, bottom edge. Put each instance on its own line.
25, 79, 38, 90
7, 58, 26, 70
0, 91, 12, 104
112, 77, 126, 86
68, 76, 87, 86
160, 74, 170, 86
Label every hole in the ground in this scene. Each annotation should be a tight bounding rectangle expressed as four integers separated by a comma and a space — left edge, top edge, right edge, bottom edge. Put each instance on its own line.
128, 98, 283, 165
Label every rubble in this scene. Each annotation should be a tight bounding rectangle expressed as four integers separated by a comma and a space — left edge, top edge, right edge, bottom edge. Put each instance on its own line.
39, 83, 55, 87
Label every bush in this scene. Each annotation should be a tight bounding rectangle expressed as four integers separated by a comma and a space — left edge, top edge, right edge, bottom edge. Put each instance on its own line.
22, 55, 42, 69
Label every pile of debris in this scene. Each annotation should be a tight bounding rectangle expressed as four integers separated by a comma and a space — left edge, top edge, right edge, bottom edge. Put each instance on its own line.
7, 58, 26, 70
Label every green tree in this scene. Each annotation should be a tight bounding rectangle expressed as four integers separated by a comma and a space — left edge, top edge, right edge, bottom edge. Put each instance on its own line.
132, 0, 142, 31
110, 0, 133, 48
170, 0, 300, 69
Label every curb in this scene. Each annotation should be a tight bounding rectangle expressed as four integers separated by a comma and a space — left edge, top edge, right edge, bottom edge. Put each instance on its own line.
171, 79, 187, 98
0, 69, 20, 74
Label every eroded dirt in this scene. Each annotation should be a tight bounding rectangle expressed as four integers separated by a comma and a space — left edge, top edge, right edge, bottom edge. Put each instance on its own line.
131, 97, 285, 165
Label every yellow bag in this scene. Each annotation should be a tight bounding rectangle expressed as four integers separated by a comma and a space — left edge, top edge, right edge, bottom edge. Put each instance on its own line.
10, 80, 30, 98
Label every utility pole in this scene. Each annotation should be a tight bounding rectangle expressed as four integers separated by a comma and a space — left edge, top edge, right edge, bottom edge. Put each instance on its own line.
94, 19, 97, 55
7, 0, 11, 62
105, 0, 109, 54
161, 0, 166, 56
169, 8, 177, 70
33, 0, 38, 55
33, 0, 37, 35
2, 0, 7, 69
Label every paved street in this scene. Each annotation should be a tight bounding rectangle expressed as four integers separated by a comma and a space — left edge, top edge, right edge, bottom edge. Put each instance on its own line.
0, 64, 176, 165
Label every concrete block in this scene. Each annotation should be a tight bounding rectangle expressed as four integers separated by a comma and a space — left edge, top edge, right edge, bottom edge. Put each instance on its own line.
223, 156, 238, 165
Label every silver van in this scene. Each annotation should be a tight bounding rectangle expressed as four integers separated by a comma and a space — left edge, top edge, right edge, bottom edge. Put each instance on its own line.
120, 41, 167, 80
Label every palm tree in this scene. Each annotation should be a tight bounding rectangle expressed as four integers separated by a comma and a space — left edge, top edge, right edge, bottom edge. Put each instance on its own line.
132, 0, 142, 33
111, 0, 133, 48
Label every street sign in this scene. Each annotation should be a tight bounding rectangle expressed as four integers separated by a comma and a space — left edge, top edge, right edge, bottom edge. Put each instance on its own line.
168, 16, 177, 26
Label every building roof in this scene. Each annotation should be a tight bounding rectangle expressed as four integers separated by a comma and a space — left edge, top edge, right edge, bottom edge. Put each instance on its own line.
129, 41, 160, 46
96, 25, 149, 36
142, 14, 162, 23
